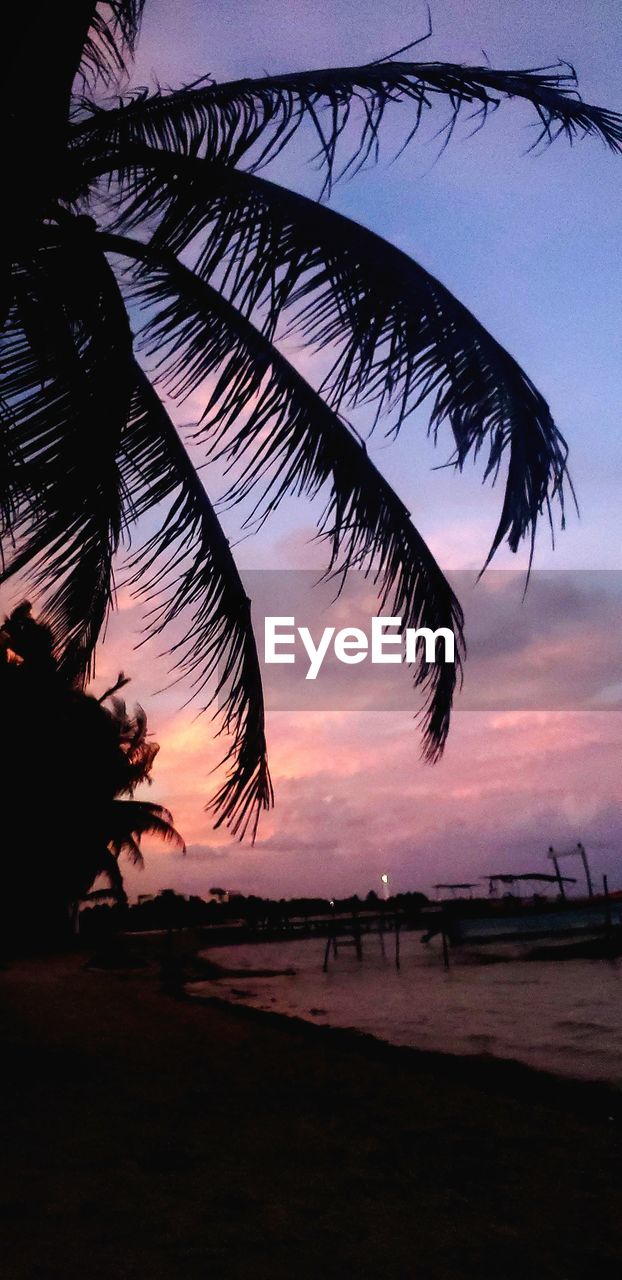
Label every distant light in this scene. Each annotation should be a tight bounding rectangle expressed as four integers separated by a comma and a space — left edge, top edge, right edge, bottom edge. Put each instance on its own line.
329, 899, 335, 907
381, 873, 389, 884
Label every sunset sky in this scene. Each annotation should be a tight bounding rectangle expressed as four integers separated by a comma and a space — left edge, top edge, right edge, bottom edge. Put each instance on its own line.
6, 0, 622, 900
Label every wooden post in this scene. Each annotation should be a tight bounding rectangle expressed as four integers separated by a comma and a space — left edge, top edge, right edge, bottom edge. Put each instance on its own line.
603, 874, 612, 954
549, 847, 566, 899
441, 921, 450, 970
323, 934, 331, 972
395, 916, 401, 970
579, 844, 593, 899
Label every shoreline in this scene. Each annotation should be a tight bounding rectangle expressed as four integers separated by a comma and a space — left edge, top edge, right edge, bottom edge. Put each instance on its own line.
3, 953, 622, 1278
188, 985, 622, 1119
188, 938, 622, 1096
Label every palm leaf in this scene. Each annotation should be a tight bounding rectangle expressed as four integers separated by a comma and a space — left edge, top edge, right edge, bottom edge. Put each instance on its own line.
107, 798, 185, 863
103, 230, 464, 758
118, 359, 273, 838
98, 149, 571, 564
103, 694, 161, 794
0, 230, 133, 681
79, 1, 146, 87
71, 57, 622, 191
0, 391, 26, 541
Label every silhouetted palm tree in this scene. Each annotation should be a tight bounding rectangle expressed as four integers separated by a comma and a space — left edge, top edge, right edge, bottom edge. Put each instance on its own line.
0, 602, 183, 944
1, 4, 620, 837
77, 690, 185, 907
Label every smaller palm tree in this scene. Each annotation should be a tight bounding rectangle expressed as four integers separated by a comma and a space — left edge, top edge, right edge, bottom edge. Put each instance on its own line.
90, 691, 185, 907
0, 602, 184, 948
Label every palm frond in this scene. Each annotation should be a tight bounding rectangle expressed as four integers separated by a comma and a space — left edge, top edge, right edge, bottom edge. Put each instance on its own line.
103, 231, 464, 758
100, 150, 570, 565
80, 1, 146, 88
71, 58, 622, 191
0, 230, 133, 682
107, 798, 185, 862
0, 391, 25, 542
118, 360, 273, 838
84, 886, 121, 901
103, 694, 160, 793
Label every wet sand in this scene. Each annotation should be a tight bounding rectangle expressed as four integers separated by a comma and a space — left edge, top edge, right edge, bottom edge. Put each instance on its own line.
2, 953, 622, 1279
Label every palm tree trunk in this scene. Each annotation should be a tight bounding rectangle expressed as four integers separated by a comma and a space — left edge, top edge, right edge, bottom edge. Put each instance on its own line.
5, 3, 97, 210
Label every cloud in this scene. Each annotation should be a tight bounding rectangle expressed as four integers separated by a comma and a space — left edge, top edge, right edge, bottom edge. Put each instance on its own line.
185, 844, 230, 861
120, 697, 622, 900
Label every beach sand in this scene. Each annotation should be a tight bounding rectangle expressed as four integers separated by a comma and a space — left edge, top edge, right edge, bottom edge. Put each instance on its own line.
2, 954, 622, 1279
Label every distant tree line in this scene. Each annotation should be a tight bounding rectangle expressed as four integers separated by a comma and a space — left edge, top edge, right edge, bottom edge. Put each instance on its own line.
79, 886, 430, 940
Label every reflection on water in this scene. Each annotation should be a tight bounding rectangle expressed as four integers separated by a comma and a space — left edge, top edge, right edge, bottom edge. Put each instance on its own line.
190, 932, 622, 1084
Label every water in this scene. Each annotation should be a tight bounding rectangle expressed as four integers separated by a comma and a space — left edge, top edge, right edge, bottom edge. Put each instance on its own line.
189, 932, 622, 1085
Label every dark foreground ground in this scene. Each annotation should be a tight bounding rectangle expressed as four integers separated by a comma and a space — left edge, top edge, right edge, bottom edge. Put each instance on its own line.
2, 954, 622, 1280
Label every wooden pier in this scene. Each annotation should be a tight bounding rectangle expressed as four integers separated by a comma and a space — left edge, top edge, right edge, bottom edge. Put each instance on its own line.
322, 911, 403, 971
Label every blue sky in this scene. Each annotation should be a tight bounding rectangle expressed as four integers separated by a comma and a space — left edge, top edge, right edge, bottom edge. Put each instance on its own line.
132, 0, 622, 574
